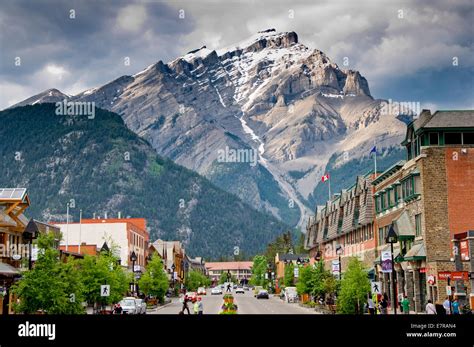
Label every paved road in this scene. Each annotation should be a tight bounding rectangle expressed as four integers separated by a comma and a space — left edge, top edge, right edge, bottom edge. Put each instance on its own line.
151, 289, 318, 314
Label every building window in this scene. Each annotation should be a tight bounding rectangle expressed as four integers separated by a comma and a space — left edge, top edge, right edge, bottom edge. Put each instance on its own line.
463, 132, 474, 144
444, 132, 462, 145
378, 227, 384, 246
429, 132, 439, 145
415, 214, 422, 237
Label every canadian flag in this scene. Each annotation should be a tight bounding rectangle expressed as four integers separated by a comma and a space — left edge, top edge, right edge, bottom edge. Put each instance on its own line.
321, 173, 330, 182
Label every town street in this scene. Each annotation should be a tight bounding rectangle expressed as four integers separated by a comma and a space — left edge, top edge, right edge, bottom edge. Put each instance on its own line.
151, 289, 318, 315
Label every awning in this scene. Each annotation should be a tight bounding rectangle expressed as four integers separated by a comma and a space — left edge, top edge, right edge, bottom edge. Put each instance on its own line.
393, 211, 415, 240
403, 243, 426, 261
0, 262, 21, 277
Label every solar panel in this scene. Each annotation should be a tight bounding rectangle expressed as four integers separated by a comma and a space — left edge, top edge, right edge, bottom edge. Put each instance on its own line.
0, 188, 27, 200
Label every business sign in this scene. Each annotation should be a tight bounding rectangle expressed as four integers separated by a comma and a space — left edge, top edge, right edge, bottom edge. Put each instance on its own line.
294, 267, 299, 278
427, 275, 436, 285
438, 271, 469, 281
381, 251, 392, 273
460, 241, 469, 260
173, 271, 178, 280
332, 260, 340, 274
371, 281, 381, 294
133, 265, 141, 273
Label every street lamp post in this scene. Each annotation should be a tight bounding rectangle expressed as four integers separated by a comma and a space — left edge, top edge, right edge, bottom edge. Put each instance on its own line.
386, 225, 398, 315
336, 245, 344, 280
23, 219, 39, 270
66, 202, 70, 252
171, 263, 176, 292
130, 251, 137, 296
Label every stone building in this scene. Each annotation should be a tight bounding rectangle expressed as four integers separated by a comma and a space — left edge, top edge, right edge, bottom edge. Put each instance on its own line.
373, 110, 474, 312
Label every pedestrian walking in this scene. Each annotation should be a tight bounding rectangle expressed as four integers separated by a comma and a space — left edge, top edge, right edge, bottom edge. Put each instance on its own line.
226, 283, 232, 292
113, 303, 123, 315
401, 295, 410, 314
197, 296, 203, 315
452, 298, 460, 315
193, 298, 199, 314
379, 293, 388, 314
425, 299, 437, 314
181, 295, 191, 314
443, 296, 451, 314
367, 294, 375, 315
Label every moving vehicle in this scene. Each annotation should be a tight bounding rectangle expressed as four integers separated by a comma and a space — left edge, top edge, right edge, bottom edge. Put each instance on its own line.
253, 286, 263, 297
256, 289, 269, 299
284, 287, 298, 303
185, 292, 197, 301
197, 287, 206, 295
243, 285, 249, 291
119, 297, 139, 314
235, 286, 245, 294
134, 298, 147, 314
211, 287, 223, 295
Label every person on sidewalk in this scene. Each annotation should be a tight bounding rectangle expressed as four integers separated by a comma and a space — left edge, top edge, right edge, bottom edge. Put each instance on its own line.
197, 296, 203, 315
452, 298, 461, 315
367, 294, 375, 315
379, 294, 388, 314
425, 299, 437, 314
443, 297, 451, 314
401, 295, 410, 314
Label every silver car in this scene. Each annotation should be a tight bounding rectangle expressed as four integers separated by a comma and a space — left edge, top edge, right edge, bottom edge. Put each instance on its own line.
119, 297, 138, 314
134, 298, 147, 314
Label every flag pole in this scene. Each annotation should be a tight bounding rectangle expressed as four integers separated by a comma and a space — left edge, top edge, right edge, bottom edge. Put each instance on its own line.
328, 172, 331, 200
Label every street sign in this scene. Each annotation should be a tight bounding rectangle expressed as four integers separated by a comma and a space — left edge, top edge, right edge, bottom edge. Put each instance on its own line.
381, 251, 392, 273
100, 285, 110, 297
134, 265, 141, 272
446, 286, 452, 296
371, 281, 381, 294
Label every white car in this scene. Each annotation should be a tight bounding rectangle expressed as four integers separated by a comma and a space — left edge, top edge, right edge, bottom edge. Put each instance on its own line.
211, 287, 223, 295
235, 286, 245, 294
119, 297, 138, 314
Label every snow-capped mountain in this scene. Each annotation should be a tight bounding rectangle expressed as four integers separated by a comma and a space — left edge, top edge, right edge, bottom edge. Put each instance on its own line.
12, 29, 408, 228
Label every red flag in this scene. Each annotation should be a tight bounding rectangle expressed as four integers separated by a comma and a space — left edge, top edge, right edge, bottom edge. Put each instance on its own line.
321, 173, 330, 182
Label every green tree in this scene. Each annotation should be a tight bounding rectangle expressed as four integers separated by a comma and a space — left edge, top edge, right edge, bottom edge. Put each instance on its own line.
284, 262, 295, 287
79, 250, 130, 306
138, 254, 169, 302
296, 265, 313, 295
185, 270, 210, 291
249, 255, 268, 287
337, 257, 371, 314
12, 232, 84, 314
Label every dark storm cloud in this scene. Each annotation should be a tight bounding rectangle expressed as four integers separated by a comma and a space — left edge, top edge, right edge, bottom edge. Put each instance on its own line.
0, 0, 472, 110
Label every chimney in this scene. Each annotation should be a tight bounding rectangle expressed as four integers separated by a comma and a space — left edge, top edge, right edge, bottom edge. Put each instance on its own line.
93, 212, 96, 219
118, 211, 122, 219
104, 212, 108, 219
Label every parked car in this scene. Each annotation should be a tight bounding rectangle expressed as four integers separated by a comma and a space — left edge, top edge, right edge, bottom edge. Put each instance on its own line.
119, 297, 138, 314
211, 287, 223, 295
284, 287, 298, 303
243, 285, 249, 291
235, 286, 245, 294
256, 290, 269, 299
253, 286, 263, 297
197, 287, 206, 295
233, 284, 237, 289
134, 298, 147, 314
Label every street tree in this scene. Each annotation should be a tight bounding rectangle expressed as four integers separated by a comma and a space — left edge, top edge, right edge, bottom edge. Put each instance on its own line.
79, 249, 130, 307
337, 257, 371, 314
250, 255, 267, 287
12, 232, 84, 314
283, 262, 294, 287
185, 270, 210, 291
138, 254, 169, 303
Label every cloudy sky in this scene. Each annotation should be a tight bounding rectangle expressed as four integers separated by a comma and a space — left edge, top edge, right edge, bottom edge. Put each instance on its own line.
0, 0, 472, 110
